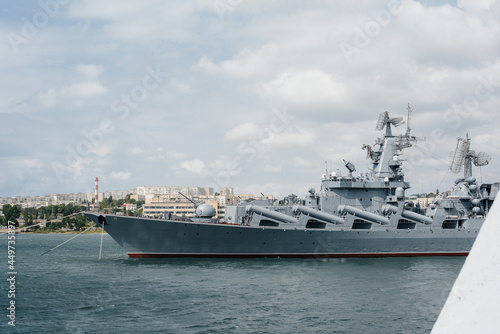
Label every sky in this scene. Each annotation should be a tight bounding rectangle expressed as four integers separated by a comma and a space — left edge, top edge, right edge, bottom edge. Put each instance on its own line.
1, 0, 499, 198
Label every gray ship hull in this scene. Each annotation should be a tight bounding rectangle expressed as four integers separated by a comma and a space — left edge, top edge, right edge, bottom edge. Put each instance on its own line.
83, 213, 475, 258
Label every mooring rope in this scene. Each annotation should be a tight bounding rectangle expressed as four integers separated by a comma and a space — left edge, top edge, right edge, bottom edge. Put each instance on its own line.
0, 222, 46, 235
41, 225, 94, 255
99, 221, 105, 260
0, 212, 83, 235
1, 211, 106, 258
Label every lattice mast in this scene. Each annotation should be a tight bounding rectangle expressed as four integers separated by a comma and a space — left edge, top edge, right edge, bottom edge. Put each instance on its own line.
449, 134, 491, 178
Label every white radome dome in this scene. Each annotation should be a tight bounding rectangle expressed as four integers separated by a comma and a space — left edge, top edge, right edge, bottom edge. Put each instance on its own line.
196, 203, 216, 218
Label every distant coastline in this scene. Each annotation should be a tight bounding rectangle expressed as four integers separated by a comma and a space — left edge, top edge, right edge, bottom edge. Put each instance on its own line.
19, 228, 107, 234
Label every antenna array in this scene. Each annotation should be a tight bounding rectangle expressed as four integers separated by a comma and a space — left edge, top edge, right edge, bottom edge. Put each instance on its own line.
449, 135, 491, 175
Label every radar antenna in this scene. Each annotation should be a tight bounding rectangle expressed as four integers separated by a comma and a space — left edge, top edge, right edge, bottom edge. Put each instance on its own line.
473, 151, 492, 166
449, 137, 468, 174
375, 111, 405, 136
375, 112, 387, 131
449, 133, 491, 178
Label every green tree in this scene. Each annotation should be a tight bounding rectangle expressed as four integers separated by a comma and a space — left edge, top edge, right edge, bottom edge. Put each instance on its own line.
73, 215, 87, 231
51, 205, 56, 219
65, 203, 76, 216
23, 207, 37, 226
2, 204, 22, 227
62, 217, 73, 229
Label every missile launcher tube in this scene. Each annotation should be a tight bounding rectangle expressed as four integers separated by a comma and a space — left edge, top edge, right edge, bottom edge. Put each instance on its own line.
383, 204, 433, 225
292, 205, 344, 224
338, 205, 390, 225
246, 205, 298, 224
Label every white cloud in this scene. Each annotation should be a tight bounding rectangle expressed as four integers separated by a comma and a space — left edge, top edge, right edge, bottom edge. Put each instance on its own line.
170, 78, 192, 94
147, 148, 186, 161
59, 81, 108, 99
167, 151, 186, 160
224, 123, 316, 152
180, 159, 206, 174
241, 182, 298, 199
75, 64, 105, 80
87, 42, 119, 54
194, 44, 278, 78
294, 157, 311, 167
110, 171, 132, 180
68, 1, 208, 44
471, 133, 500, 158
37, 88, 57, 109
90, 141, 116, 157
131, 147, 143, 155
260, 69, 346, 111
262, 128, 316, 149
458, 0, 495, 10
264, 164, 282, 173
224, 122, 260, 141
20, 159, 44, 169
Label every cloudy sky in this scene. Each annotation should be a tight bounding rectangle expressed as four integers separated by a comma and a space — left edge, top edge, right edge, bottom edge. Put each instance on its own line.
1, 0, 499, 198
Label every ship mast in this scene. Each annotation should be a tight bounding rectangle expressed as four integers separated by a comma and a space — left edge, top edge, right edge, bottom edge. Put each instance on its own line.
406, 103, 412, 137
370, 107, 416, 182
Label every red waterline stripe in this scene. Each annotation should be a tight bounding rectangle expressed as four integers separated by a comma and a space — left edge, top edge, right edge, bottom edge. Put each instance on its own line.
127, 252, 469, 259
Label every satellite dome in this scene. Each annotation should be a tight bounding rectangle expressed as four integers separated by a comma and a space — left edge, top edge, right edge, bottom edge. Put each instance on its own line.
196, 203, 216, 218
466, 177, 476, 184
472, 206, 483, 214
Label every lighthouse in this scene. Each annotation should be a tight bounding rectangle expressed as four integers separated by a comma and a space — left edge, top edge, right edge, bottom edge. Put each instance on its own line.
95, 177, 99, 203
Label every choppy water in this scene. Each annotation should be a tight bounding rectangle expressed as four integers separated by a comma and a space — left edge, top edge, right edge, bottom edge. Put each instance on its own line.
1, 234, 464, 333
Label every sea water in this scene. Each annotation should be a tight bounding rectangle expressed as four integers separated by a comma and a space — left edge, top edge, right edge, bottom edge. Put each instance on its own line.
0, 234, 464, 333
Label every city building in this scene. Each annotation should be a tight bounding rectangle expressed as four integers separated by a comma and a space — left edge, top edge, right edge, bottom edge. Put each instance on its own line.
142, 193, 228, 220
0, 192, 104, 208
0, 186, 265, 221
103, 190, 132, 201
136, 186, 214, 197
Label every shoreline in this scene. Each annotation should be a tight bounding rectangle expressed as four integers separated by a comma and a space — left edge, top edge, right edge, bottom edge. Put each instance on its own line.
20, 230, 107, 234
1, 227, 107, 235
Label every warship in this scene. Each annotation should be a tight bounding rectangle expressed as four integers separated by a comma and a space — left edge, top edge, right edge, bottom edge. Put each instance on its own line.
84, 106, 498, 258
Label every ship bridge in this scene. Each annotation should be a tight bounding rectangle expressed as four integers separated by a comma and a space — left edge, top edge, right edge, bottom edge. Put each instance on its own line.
319, 107, 416, 213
